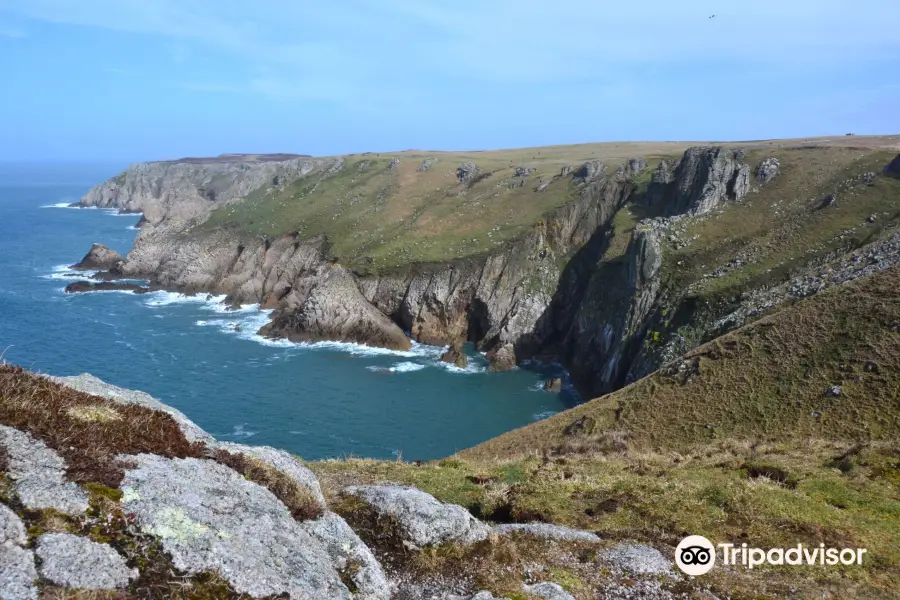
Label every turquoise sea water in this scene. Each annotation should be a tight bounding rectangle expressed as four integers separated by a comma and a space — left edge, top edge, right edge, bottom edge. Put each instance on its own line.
0, 163, 574, 460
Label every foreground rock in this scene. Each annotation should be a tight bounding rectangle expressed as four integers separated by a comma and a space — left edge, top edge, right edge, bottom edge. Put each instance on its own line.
523, 582, 576, 600
602, 543, 673, 576
0, 425, 89, 515
64, 280, 150, 294
36, 533, 137, 590
440, 341, 468, 369
120, 453, 363, 599
70, 243, 123, 270
344, 485, 491, 549
0, 505, 37, 600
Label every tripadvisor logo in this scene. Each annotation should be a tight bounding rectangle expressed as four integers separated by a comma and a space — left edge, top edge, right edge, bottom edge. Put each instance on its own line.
675, 535, 868, 576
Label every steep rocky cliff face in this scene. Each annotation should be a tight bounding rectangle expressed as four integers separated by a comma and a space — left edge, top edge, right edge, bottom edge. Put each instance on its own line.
79, 143, 882, 400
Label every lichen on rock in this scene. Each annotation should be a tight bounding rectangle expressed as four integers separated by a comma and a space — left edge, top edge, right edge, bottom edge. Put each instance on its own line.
36, 532, 137, 590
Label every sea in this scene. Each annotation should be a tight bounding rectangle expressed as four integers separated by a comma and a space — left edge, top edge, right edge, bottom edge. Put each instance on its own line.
0, 163, 574, 461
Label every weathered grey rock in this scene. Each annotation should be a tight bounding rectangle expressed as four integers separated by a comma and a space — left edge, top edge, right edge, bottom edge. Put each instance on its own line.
574, 161, 603, 181
417, 158, 437, 172
0, 426, 89, 515
0, 545, 38, 600
0, 504, 27, 546
492, 523, 599, 543
261, 265, 412, 351
70, 243, 124, 270
542, 378, 563, 392
667, 146, 748, 215
645, 159, 675, 206
514, 166, 536, 177
826, 385, 842, 397
344, 485, 490, 549
214, 442, 327, 510
49, 373, 214, 443
358, 160, 372, 172
884, 154, 900, 176
522, 582, 575, 600
731, 164, 751, 199
389, 158, 401, 170
120, 453, 354, 599
602, 543, 672, 576
535, 180, 551, 193
487, 344, 517, 372
301, 512, 393, 600
457, 162, 479, 183
448, 593, 510, 600
36, 533, 137, 590
625, 157, 647, 177
756, 157, 780, 183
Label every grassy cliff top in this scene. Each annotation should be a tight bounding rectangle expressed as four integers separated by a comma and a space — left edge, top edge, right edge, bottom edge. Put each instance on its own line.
194, 136, 900, 272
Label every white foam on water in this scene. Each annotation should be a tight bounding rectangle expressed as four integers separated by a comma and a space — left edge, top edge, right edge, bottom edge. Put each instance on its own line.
143, 291, 228, 307
529, 381, 548, 392
40, 202, 79, 209
225, 424, 257, 439
42, 264, 97, 281
434, 360, 487, 375
367, 362, 427, 374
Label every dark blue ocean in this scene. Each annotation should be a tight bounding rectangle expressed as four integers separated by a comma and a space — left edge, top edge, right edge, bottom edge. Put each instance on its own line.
0, 163, 571, 460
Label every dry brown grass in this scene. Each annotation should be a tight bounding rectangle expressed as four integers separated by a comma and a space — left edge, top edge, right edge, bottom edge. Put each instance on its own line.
0, 365, 207, 487
213, 448, 324, 521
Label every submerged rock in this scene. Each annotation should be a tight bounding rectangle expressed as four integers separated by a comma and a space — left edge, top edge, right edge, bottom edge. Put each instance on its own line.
343, 485, 490, 549
70, 243, 123, 270
543, 378, 563, 392
0, 425, 89, 515
64, 281, 149, 294
36, 533, 137, 590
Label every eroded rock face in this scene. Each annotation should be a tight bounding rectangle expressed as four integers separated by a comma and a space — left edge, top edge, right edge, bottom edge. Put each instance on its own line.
120, 453, 355, 599
0, 426, 89, 515
645, 159, 676, 206
70, 243, 124, 270
36, 533, 137, 590
261, 266, 412, 351
666, 147, 749, 215
344, 485, 490, 549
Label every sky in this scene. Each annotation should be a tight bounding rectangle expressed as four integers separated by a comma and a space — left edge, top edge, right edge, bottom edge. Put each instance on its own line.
0, 0, 898, 162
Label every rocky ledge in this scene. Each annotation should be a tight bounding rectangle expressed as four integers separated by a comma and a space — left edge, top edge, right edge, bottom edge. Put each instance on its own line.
0, 366, 683, 600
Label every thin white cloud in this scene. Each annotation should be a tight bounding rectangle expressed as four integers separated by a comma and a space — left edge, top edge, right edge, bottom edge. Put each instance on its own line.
0, 25, 26, 38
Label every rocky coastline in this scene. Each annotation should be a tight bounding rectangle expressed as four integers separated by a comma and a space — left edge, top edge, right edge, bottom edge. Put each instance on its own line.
69, 147, 900, 400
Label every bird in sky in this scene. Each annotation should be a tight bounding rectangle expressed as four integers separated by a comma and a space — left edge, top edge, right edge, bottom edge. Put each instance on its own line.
709, 14, 716, 19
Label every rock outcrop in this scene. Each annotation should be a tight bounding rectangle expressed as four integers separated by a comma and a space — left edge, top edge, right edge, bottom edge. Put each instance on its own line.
756, 157, 780, 183
664, 147, 749, 215
0, 425, 89, 515
35, 533, 137, 590
64, 281, 149, 294
70, 243, 124, 270
440, 341, 468, 369
344, 485, 491, 549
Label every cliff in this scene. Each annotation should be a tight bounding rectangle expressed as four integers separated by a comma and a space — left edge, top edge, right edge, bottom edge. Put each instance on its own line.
74, 139, 900, 399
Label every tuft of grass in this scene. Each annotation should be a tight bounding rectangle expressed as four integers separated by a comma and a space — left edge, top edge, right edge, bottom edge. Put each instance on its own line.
212, 449, 324, 521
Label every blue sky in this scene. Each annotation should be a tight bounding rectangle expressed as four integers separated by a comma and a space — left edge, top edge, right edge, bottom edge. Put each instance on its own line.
1, 0, 898, 161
